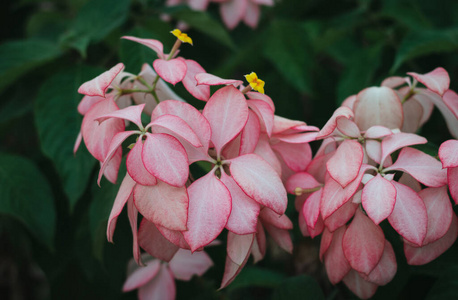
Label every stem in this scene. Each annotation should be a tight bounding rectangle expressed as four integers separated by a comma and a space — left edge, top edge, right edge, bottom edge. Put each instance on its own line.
241, 85, 252, 94
168, 40, 182, 61
119, 88, 152, 95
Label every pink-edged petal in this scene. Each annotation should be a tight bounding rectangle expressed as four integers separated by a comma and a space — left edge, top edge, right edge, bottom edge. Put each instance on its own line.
341, 95, 356, 110
271, 115, 307, 135
401, 98, 424, 133
324, 226, 351, 284
127, 138, 157, 186
220, 0, 247, 30
229, 154, 287, 215
153, 58, 187, 85
388, 182, 427, 246
381, 76, 410, 88
420, 89, 458, 138
97, 130, 137, 185
439, 139, 458, 168
385, 147, 447, 187
239, 110, 261, 156
182, 60, 210, 101
271, 141, 313, 172
107, 173, 136, 242
247, 91, 275, 112
81, 98, 125, 162
127, 197, 142, 265
259, 208, 293, 230
324, 199, 358, 232
183, 172, 232, 252
138, 264, 176, 300
380, 132, 427, 166
243, 0, 260, 28
263, 223, 293, 253
122, 259, 161, 292
321, 165, 373, 220
203, 85, 248, 155
405, 213, 458, 265
102, 148, 122, 184
343, 209, 385, 275
326, 140, 364, 188
96, 104, 145, 129
361, 174, 396, 225
78, 63, 124, 97
320, 228, 333, 261
247, 99, 274, 137
365, 140, 382, 164
306, 152, 333, 184
77, 95, 105, 115
317, 107, 354, 139
156, 225, 190, 249
73, 131, 82, 154
122, 36, 164, 58
399, 172, 422, 192
302, 190, 322, 229
285, 172, 321, 195
142, 133, 189, 187
169, 249, 213, 281
449, 167, 458, 204
195, 73, 243, 87
442, 89, 458, 119
363, 240, 396, 286
419, 186, 453, 245
227, 232, 255, 266
342, 270, 378, 300
251, 221, 266, 263
307, 216, 324, 238
220, 245, 252, 289
149, 114, 202, 147
354, 86, 403, 131
221, 172, 260, 235
275, 132, 318, 144
363, 125, 393, 139
138, 220, 179, 262
253, 135, 282, 176
134, 182, 188, 231
408, 67, 450, 96
336, 118, 361, 138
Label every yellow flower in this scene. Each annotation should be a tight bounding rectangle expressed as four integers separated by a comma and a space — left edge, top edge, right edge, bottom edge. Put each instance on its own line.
171, 29, 193, 45
244, 72, 265, 94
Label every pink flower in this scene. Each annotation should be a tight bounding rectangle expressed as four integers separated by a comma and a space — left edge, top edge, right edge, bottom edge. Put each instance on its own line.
439, 139, 458, 204
212, 0, 274, 29
123, 250, 213, 300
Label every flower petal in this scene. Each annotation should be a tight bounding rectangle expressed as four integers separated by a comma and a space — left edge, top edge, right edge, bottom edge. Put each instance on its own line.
195, 73, 243, 87
153, 58, 187, 85
326, 140, 364, 188
122, 36, 164, 58
127, 138, 157, 186
362, 174, 396, 225
408, 67, 450, 96
138, 220, 179, 262
182, 59, 210, 101
169, 249, 213, 281
78, 63, 124, 97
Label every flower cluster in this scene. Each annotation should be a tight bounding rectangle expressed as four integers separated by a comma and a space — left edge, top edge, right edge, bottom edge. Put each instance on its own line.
164, 0, 274, 30
287, 68, 458, 298
75, 30, 315, 296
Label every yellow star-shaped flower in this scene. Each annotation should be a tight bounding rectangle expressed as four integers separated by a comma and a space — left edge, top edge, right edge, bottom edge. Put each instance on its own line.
244, 72, 265, 94
171, 29, 193, 45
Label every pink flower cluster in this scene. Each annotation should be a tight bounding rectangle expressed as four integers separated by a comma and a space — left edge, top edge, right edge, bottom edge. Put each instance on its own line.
287, 68, 458, 298
74, 28, 458, 299
75, 31, 316, 296
165, 0, 274, 29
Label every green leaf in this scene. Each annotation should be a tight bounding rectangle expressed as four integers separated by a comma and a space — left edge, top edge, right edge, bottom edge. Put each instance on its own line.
34, 66, 102, 211
227, 266, 286, 291
0, 39, 61, 93
89, 170, 125, 260
337, 43, 384, 103
60, 0, 131, 57
272, 275, 325, 300
426, 268, 458, 300
263, 20, 314, 94
169, 8, 235, 50
0, 153, 55, 249
391, 28, 458, 72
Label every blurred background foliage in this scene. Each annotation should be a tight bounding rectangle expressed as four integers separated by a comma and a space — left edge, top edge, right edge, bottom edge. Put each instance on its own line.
1, 0, 458, 299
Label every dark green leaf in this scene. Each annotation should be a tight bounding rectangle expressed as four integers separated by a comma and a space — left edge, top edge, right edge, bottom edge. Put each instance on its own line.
0, 153, 55, 248
264, 20, 314, 94
34, 66, 102, 211
89, 173, 124, 260
0, 39, 61, 93
336, 43, 384, 103
272, 275, 325, 300
227, 266, 286, 291
60, 0, 131, 57
426, 268, 458, 300
169, 9, 235, 50
391, 28, 458, 72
